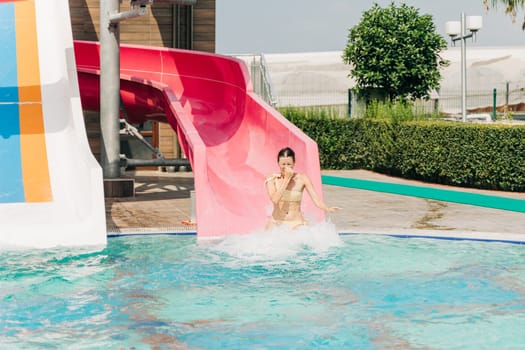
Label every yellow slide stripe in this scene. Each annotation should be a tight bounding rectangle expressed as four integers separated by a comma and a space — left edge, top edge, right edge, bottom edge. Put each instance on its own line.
15, 0, 52, 202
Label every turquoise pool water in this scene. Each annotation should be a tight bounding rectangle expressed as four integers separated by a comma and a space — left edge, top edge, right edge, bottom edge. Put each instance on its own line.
1, 225, 525, 349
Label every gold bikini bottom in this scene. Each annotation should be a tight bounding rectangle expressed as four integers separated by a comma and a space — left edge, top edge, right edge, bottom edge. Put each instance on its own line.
267, 218, 306, 230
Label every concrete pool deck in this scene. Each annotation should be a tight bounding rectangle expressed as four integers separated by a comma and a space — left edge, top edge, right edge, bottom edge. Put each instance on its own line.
106, 169, 525, 242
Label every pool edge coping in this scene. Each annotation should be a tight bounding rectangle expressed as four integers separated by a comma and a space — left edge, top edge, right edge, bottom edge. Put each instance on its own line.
107, 227, 525, 244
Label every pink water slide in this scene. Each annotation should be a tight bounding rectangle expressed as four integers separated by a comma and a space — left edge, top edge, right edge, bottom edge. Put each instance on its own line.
74, 41, 325, 237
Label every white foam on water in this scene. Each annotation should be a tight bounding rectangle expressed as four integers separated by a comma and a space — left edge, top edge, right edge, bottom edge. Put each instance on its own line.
205, 221, 344, 262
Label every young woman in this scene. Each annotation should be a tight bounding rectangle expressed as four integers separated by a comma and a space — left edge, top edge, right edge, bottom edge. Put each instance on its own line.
265, 147, 340, 229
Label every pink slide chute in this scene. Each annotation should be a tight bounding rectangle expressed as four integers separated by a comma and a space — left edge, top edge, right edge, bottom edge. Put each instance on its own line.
74, 41, 325, 238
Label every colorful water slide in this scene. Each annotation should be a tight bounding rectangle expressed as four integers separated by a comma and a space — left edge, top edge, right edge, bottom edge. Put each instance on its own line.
74, 41, 325, 238
0, 0, 106, 248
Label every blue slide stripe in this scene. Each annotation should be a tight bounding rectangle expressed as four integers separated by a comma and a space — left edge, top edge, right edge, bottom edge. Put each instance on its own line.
0, 3, 24, 203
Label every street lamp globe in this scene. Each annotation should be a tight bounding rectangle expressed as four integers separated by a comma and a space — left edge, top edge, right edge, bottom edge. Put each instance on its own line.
466, 16, 483, 32
445, 21, 461, 37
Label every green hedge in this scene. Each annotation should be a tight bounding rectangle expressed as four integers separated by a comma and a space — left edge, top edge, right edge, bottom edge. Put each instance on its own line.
283, 109, 525, 192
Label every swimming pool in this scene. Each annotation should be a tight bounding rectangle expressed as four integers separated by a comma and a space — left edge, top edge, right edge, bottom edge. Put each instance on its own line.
1, 225, 524, 349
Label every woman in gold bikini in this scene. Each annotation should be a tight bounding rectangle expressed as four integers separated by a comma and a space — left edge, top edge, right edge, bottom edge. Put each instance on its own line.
265, 147, 340, 230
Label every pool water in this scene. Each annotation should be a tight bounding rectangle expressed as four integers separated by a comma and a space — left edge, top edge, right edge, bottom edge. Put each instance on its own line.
1, 224, 525, 349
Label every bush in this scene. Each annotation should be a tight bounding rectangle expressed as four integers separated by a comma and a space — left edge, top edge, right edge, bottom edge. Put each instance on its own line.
281, 107, 525, 191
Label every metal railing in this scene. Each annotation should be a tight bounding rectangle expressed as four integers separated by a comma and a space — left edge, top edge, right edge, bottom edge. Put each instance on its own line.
235, 54, 277, 107
269, 80, 525, 119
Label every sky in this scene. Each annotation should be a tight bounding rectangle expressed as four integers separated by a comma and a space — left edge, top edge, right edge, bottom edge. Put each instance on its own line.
215, 0, 525, 54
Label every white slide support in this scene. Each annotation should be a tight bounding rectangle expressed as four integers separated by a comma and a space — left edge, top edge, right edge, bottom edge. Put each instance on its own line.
0, 0, 106, 248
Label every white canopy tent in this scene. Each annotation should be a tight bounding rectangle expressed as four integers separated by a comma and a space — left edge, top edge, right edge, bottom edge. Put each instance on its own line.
253, 46, 525, 115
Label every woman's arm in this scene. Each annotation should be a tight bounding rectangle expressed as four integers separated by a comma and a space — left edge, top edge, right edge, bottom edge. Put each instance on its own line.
301, 174, 340, 212
265, 169, 293, 205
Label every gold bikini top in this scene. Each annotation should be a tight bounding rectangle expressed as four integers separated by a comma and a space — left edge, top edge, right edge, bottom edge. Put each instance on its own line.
281, 189, 302, 202
265, 174, 302, 202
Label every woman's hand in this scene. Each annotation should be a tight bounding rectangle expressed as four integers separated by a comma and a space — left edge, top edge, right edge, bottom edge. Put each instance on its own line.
283, 166, 294, 180
325, 206, 342, 213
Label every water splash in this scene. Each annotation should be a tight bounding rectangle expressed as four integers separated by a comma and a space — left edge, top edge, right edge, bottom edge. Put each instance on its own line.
204, 221, 344, 261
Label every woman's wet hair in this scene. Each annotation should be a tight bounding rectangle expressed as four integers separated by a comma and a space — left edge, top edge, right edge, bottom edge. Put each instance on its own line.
277, 147, 295, 162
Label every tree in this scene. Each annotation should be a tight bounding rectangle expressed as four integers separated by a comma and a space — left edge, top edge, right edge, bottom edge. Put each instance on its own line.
342, 2, 448, 101
483, 0, 525, 29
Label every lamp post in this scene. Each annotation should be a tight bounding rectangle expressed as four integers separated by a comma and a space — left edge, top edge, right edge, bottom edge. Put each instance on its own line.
445, 13, 482, 122
100, 0, 152, 179
99, 0, 196, 180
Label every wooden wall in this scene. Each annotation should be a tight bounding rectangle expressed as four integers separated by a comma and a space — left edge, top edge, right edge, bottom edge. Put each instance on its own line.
192, 0, 215, 52
70, 0, 215, 163
84, 111, 101, 161
69, 0, 215, 51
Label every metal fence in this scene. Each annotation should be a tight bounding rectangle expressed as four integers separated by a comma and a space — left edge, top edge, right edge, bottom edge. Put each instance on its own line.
273, 81, 525, 119
436, 81, 525, 116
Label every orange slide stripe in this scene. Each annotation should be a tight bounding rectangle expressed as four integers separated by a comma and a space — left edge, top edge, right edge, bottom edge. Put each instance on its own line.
15, 0, 52, 202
